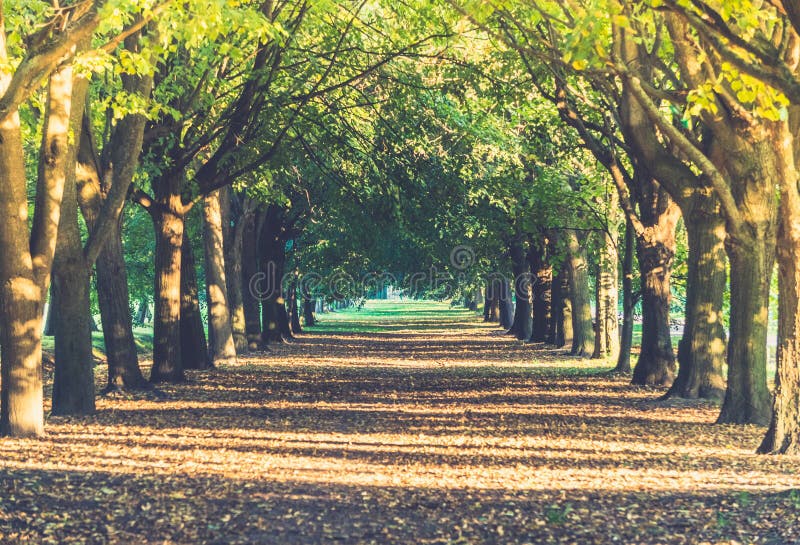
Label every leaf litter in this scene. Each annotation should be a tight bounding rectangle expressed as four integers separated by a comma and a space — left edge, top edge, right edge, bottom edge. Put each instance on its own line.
1, 303, 798, 544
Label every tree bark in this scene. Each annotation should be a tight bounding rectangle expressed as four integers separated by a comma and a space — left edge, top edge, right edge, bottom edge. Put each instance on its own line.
51, 66, 94, 416
0, 253, 45, 435
565, 230, 593, 356
289, 276, 303, 334
666, 206, 727, 400
615, 33, 725, 395
51, 206, 95, 415
135, 298, 149, 326
498, 277, 514, 329
261, 299, 284, 343
74, 31, 153, 392
548, 267, 565, 347
717, 232, 773, 424
180, 234, 212, 370
714, 154, 776, 425
484, 277, 500, 322
303, 297, 316, 326
632, 234, 677, 386
760, 133, 800, 452
97, 221, 149, 390
149, 201, 186, 383
225, 193, 249, 353
258, 207, 291, 344
529, 239, 552, 343
593, 260, 608, 359
561, 270, 573, 347
710, 133, 777, 425
277, 293, 293, 339
43, 295, 55, 336
616, 220, 635, 373
592, 231, 619, 359
241, 212, 262, 349
654, 13, 777, 423
509, 239, 532, 340
203, 189, 237, 365
467, 287, 480, 312
0, 71, 68, 436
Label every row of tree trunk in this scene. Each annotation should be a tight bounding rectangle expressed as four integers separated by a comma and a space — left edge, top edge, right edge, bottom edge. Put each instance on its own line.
40, 178, 319, 425
479, 216, 727, 411
482, 230, 619, 361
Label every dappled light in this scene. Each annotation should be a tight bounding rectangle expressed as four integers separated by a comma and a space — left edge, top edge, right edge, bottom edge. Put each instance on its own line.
2, 302, 798, 543
4, 0, 800, 541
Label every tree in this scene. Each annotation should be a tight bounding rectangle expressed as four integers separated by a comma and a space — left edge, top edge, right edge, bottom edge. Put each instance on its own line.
659, 0, 800, 451
203, 188, 237, 365
0, 0, 165, 435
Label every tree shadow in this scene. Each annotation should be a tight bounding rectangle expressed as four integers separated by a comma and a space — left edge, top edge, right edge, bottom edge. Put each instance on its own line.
0, 467, 797, 544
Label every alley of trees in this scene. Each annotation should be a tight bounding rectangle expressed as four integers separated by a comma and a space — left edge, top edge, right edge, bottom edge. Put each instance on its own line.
1, 0, 800, 543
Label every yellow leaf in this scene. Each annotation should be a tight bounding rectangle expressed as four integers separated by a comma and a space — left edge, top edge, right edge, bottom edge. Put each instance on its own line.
572, 59, 588, 71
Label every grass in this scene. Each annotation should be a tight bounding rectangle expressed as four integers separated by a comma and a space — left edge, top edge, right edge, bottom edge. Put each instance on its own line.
41, 301, 776, 378
41, 326, 154, 358
310, 300, 480, 334
317, 300, 678, 352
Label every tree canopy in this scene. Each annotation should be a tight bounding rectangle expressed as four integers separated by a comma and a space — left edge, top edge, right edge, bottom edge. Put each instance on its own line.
1, 1, 800, 540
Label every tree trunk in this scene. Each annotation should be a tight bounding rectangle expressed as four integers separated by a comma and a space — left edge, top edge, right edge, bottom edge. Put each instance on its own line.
260, 293, 282, 346
593, 260, 608, 359
565, 230, 593, 356
203, 189, 237, 365
43, 295, 55, 336
497, 277, 514, 330
593, 232, 619, 359
484, 278, 500, 322
711, 134, 777, 425
135, 298, 149, 325
150, 204, 186, 383
632, 236, 676, 386
529, 240, 552, 343
180, 235, 212, 370
662, 13, 777, 423
489, 296, 500, 321
616, 220, 635, 373
509, 239, 532, 340
258, 207, 291, 344
759, 162, 800, 453
241, 213, 262, 349
74, 32, 152, 392
50, 65, 96, 415
278, 294, 293, 339
666, 208, 727, 400
51, 224, 95, 415
548, 267, 564, 346
1, 57, 85, 433
0, 274, 44, 437
225, 194, 249, 353
51, 80, 94, 414
717, 232, 773, 424
97, 222, 149, 390
467, 288, 480, 312
289, 277, 303, 334
303, 297, 316, 326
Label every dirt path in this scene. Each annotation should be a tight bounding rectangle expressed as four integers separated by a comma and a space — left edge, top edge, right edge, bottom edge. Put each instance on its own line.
1, 301, 798, 544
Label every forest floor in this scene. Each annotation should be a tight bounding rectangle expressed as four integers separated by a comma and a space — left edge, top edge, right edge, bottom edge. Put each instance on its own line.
1, 301, 799, 545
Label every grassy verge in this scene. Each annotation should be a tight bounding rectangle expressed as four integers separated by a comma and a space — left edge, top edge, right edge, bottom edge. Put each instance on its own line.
41, 327, 154, 359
